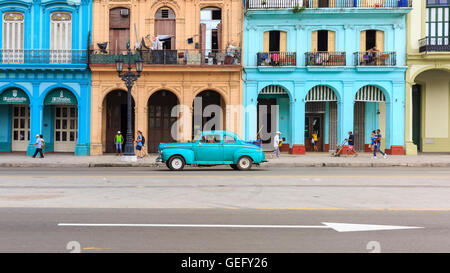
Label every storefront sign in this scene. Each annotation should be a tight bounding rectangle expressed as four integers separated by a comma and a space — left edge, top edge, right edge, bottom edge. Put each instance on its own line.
0, 89, 29, 104
44, 89, 77, 105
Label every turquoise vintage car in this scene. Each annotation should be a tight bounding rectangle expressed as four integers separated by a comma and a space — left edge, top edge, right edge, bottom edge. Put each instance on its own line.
156, 131, 266, 171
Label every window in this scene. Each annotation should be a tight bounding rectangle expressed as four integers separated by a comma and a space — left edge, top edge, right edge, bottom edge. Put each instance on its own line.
2, 12, 24, 63
317, 30, 328, 51
366, 30, 376, 50
269, 31, 280, 51
224, 135, 236, 143
263, 31, 287, 52
50, 12, 72, 63
426, 3, 450, 45
200, 134, 221, 143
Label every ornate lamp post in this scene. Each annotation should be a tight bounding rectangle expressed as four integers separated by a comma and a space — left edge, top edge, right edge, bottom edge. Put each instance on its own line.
115, 48, 144, 157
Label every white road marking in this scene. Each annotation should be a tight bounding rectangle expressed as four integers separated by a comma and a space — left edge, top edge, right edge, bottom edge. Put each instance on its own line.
57, 222, 424, 232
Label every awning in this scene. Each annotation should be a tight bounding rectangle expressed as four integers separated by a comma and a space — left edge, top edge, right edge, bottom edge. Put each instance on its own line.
355, 85, 386, 102
305, 85, 337, 102
44, 89, 77, 105
0, 88, 29, 104
259, 85, 288, 95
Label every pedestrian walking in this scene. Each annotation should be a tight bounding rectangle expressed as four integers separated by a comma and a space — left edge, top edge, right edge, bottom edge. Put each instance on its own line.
31, 134, 44, 158
114, 131, 124, 156
135, 131, 144, 158
375, 129, 387, 159
345, 131, 358, 157
271, 131, 281, 158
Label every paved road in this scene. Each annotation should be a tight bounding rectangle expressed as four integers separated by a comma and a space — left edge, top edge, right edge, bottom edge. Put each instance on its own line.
0, 167, 450, 252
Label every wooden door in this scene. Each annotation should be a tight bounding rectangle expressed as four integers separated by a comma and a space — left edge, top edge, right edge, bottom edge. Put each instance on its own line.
105, 91, 134, 153
109, 8, 130, 53
305, 113, 324, 152
148, 92, 178, 153
353, 102, 365, 152
155, 19, 176, 49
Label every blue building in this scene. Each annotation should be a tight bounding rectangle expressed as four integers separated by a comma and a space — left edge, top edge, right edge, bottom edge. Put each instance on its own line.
243, 0, 411, 154
0, 0, 91, 155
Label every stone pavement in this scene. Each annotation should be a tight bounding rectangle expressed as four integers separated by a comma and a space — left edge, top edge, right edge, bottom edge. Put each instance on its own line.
1, 152, 450, 168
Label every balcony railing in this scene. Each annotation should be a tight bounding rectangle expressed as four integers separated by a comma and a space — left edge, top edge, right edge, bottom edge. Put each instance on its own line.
305, 51, 346, 66
419, 36, 450, 53
247, 0, 411, 9
257, 52, 296, 66
354, 51, 396, 66
0, 49, 87, 65
89, 49, 241, 65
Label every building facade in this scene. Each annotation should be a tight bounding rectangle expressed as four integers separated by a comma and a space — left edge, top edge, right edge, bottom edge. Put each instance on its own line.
89, 0, 243, 155
243, 0, 411, 154
0, 0, 92, 155
405, 0, 450, 154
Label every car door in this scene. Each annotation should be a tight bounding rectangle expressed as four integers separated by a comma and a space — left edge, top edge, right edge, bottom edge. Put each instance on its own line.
222, 133, 240, 163
194, 133, 224, 163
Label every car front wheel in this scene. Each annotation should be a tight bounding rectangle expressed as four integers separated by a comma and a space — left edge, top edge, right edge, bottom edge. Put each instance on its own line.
236, 156, 252, 171
168, 155, 185, 171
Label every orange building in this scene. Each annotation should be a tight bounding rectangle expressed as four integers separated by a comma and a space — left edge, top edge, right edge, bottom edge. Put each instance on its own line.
90, 0, 243, 155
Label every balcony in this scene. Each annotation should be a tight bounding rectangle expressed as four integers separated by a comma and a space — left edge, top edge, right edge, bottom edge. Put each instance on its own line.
247, 0, 411, 9
257, 52, 296, 66
89, 49, 241, 66
419, 36, 450, 53
305, 52, 346, 66
0, 49, 87, 66
354, 51, 396, 66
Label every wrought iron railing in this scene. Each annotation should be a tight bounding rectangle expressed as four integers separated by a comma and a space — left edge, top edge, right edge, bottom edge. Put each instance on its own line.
257, 52, 296, 66
247, 0, 411, 8
305, 51, 346, 66
89, 48, 241, 65
419, 36, 450, 53
354, 51, 396, 66
0, 49, 87, 64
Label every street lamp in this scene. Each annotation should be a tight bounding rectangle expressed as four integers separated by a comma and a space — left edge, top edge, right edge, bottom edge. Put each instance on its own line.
116, 48, 144, 157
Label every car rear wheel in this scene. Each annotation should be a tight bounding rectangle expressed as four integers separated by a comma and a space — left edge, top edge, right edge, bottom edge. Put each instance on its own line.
236, 156, 252, 171
168, 155, 185, 171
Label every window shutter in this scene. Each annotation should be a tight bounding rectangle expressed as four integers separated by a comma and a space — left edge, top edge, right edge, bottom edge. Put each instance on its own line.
328, 31, 335, 52
376, 30, 384, 52
360, 30, 366, 52
311, 31, 318, 52
217, 22, 222, 51
279, 31, 287, 52
200, 23, 206, 63
263, 31, 269, 52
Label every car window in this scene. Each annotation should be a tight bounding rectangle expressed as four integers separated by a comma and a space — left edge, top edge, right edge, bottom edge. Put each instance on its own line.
200, 134, 221, 144
223, 135, 236, 143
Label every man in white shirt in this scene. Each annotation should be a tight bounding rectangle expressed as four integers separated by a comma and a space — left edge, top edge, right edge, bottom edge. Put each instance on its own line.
32, 134, 44, 158
271, 131, 281, 158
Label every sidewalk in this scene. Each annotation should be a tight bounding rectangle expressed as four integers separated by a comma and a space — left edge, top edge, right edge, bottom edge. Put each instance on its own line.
1, 152, 450, 168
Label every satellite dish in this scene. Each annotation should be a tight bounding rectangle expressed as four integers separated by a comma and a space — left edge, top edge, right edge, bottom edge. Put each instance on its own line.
97, 42, 108, 53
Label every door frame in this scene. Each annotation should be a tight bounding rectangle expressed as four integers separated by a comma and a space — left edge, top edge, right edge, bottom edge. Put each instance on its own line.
305, 113, 324, 152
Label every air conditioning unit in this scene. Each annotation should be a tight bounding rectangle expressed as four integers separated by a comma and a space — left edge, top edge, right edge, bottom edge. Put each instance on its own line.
120, 9, 129, 16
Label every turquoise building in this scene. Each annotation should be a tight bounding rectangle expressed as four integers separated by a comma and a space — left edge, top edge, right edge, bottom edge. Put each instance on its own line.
0, 0, 91, 155
243, 0, 411, 154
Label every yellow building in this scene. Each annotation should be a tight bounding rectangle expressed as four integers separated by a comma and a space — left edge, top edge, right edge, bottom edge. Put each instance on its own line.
405, 0, 450, 154
89, 0, 243, 155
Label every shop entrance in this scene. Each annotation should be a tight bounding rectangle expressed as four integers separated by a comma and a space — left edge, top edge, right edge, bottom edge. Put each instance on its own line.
305, 113, 324, 152
11, 105, 30, 151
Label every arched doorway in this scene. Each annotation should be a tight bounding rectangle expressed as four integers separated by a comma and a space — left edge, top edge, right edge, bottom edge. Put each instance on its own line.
147, 90, 179, 152
354, 85, 387, 152
103, 89, 135, 153
43, 88, 78, 153
305, 85, 338, 152
192, 90, 224, 139
257, 85, 290, 151
413, 69, 450, 152
0, 87, 30, 152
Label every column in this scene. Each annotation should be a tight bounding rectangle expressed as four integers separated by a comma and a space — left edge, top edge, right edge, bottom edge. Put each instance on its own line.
289, 83, 305, 154
404, 81, 417, 155
89, 79, 103, 155
27, 98, 43, 156
243, 83, 258, 141
337, 82, 354, 154
75, 82, 90, 156
387, 81, 406, 155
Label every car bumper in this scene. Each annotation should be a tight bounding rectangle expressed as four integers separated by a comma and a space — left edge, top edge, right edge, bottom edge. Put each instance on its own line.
156, 156, 163, 163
